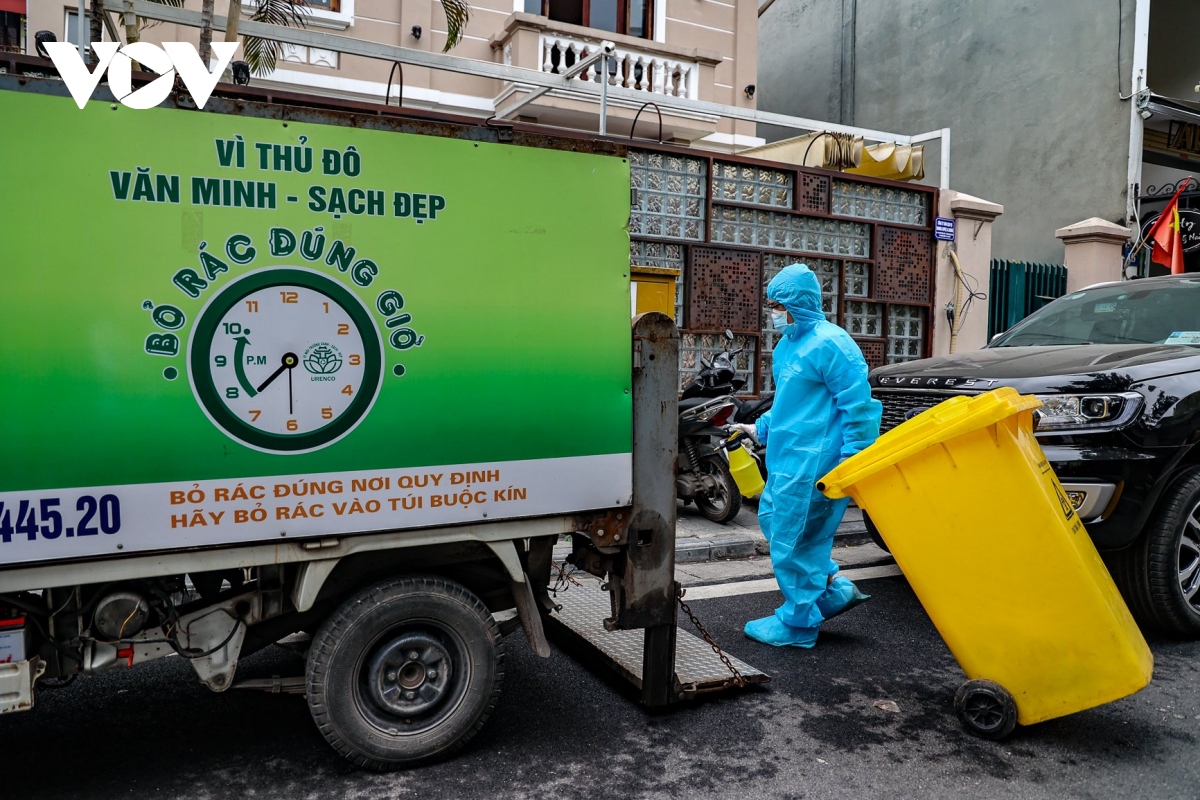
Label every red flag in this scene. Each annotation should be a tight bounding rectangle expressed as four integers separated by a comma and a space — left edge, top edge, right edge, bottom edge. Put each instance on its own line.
1149, 180, 1189, 275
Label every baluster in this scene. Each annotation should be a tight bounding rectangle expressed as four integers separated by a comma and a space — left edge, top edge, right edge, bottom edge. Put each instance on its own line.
633, 56, 644, 91
680, 65, 691, 99
542, 38, 553, 73
652, 58, 665, 94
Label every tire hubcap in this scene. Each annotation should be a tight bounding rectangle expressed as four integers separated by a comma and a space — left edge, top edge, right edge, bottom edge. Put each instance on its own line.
1179, 505, 1200, 611
962, 692, 1005, 732
367, 632, 453, 717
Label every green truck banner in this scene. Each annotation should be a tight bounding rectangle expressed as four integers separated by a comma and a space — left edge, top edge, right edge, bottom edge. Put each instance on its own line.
0, 88, 633, 564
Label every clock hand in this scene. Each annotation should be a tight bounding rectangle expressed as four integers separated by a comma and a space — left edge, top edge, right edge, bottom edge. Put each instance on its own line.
288, 362, 294, 415
256, 352, 299, 394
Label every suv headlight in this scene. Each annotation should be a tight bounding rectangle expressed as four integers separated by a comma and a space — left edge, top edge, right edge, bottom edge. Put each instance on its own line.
1034, 392, 1143, 434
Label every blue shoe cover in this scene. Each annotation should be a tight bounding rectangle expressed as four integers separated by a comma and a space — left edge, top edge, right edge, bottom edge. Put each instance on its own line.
743, 615, 818, 648
817, 576, 871, 621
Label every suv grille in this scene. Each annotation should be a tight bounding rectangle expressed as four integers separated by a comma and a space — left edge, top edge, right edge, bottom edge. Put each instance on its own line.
874, 390, 967, 432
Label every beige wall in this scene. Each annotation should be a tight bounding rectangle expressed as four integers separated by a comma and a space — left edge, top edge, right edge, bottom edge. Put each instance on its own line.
27, 0, 758, 148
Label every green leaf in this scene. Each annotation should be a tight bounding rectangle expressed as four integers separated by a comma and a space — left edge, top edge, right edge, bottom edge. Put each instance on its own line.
440, 0, 471, 51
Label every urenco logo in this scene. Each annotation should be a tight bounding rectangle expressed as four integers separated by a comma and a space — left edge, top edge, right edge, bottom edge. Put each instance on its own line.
44, 41, 238, 110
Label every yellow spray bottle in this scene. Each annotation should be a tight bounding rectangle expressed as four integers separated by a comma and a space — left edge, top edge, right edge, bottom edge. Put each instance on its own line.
726, 435, 766, 498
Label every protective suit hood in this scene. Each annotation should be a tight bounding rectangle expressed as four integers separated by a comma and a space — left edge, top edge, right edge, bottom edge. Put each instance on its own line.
767, 264, 825, 335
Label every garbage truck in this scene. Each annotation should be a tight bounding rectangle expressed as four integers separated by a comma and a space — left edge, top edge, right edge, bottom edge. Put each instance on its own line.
0, 60, 764, 770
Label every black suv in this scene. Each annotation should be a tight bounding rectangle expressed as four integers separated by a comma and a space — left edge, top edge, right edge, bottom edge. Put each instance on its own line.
871, 274, 1200, 637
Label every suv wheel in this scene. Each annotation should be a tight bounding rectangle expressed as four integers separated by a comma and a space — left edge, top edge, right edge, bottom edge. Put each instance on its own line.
1115, 469, 1200, 638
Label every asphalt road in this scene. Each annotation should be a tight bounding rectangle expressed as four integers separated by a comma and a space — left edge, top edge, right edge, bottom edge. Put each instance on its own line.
5, 574, 1199, 800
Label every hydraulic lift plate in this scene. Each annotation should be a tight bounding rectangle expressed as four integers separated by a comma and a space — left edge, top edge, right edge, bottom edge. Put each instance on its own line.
545, 579, 769, 696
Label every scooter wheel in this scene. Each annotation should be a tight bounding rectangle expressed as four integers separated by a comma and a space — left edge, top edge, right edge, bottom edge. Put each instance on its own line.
694, 455, 742, 524
954, 679, 1018, 740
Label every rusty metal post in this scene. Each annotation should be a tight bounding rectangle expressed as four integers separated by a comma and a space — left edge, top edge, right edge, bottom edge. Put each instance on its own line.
628, 312, 679, 706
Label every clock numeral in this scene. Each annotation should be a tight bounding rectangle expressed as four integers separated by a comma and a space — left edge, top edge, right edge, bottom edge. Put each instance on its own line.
323, 302, 329, 314
321, 407, 333, 420
280, 291, 299, 304
222, 322, 243, 335
249, 409, 261, 422
349, 354, 361, 366
214, 355, 227, 367
226, 387, 239, 399
286, 419, 299, 432
341, 384, 354, 396
337, 323, 350, 335
245, 300, 259, 313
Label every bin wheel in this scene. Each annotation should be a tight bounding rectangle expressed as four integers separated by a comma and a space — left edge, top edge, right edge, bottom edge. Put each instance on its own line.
954, 680, 1018, 741
306, 575, 504, 770
862, 511, 890, 554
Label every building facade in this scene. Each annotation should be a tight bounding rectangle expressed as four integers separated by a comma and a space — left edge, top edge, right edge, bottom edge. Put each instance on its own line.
758, 0, 1200, 273
20, 0, 761, 150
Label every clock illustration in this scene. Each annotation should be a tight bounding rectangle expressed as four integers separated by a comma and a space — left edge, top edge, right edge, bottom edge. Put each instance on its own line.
188, 267, 383, 453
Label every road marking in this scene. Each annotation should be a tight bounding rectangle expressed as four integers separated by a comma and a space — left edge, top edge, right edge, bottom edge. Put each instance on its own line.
683, 563, 903, 601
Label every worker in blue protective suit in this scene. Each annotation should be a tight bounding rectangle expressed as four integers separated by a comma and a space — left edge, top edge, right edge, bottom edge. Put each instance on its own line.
735, 263, 882, 647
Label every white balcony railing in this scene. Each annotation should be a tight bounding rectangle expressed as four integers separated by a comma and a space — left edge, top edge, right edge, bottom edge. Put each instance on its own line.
538, 34, 700, 100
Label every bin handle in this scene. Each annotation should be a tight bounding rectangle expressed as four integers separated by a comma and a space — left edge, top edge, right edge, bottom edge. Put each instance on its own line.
818, 396, 1041, 498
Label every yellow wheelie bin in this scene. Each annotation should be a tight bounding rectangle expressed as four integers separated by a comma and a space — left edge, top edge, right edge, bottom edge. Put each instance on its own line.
817, 387, 1152, 740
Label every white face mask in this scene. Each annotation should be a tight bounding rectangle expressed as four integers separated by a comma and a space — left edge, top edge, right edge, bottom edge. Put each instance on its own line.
771, 310, 789, 330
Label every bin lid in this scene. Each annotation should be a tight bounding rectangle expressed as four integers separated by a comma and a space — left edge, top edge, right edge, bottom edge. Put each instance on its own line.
818, 387, 1042, 499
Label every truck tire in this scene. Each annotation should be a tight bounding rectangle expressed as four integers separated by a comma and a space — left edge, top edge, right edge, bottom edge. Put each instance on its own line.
695, 455, 742, 524
306, 575, 504, 770
1111, 469, 1200, 638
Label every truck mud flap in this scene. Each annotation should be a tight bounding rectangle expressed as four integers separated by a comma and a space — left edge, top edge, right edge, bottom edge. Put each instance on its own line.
544, 577, 768, 701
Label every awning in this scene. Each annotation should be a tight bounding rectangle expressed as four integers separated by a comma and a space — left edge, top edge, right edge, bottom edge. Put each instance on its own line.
739, 132, 925, 182
1143, 93, 1200, 125
0, 1, 26, 15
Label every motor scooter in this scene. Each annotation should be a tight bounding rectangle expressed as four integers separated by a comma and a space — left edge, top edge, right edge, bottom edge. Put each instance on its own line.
677, 330, 745, 523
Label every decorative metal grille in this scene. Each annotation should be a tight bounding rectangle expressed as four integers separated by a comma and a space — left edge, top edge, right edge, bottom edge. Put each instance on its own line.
888, 305, 925, 364
710, 206, 870, 258
844, 300, 883, 338
712, 161, 793, 208
686, 247, 763, 332
843, 262, 870, 298
856, 338, 886, 369
875, 227, 933, 303
798, 173, 831, 214
631, 239, 686, 320
831, 180, 929, 226
680, 333, 758, 393
629, 150, 707, 241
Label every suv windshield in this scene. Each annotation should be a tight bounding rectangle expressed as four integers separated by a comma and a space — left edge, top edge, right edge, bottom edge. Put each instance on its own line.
992, 279, 1200, 347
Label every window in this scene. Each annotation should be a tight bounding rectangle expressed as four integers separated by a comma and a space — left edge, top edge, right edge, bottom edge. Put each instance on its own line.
64, 9, 106, 52
0, 11, 24, 54
304, 0, 340, 8
538, 0, 653, 38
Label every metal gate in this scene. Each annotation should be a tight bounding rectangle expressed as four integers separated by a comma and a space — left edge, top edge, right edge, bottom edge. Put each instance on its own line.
987, 260, 1067, 339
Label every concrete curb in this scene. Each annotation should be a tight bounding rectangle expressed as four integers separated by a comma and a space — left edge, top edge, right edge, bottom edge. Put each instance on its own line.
554, 524, 870, 565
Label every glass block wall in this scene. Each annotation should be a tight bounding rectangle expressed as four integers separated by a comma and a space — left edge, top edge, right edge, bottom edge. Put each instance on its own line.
712, 161, 793, 208
831, 179, 929, 226
629, 150, 706, 241
628, 149, 937, 391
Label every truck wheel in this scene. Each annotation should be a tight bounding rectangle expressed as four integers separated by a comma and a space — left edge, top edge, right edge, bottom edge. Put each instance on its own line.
1128, 469, 1200, 638
695, 455, 742, 524
306, 575, 504, 770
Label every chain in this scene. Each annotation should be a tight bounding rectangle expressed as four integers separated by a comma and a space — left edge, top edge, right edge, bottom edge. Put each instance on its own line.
677, 592, 745, 688
550, 561, 583, 595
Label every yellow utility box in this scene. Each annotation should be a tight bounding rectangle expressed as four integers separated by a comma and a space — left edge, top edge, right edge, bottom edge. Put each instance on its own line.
630, 266, 680, 320
818, 388, 1152, 740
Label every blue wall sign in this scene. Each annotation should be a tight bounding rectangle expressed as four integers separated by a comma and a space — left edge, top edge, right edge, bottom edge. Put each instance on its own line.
934, 217, 956, 242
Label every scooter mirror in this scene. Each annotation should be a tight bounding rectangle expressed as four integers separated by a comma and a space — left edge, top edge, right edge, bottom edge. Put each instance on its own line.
724, 329, 735, 342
